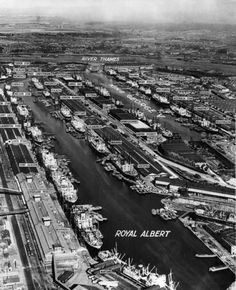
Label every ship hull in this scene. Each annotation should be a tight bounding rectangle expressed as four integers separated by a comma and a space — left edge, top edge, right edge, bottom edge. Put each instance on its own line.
110, 160, 138, 180
81, 231, 103, 249
71, 124, 85, 133
152, 97, 170, 107
89, 141, 109, 156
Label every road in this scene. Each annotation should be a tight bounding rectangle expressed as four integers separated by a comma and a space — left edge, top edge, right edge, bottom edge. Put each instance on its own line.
0, 163, 35, 290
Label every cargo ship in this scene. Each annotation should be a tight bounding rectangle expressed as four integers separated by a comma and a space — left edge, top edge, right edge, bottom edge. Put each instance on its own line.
170, 105, 191, 117
155, 207, 178, 221
113, 98, 124, 108
40, 148, 59, 171
161, 128, 173, 138
29, 126, 44, 145
72, 207, 104, 249
97, 249, 179, 289
17, 104, 29, 119
152, 94, 170, 105
127, 80, 139, 88
60, 105, 72, 120
5, 88, 18, 105
32, 77, 44, 90
116, 75, 126, 82
51, 170, 78, 203
85, 80, 94, 88
40, 148, 78, 203
71, 116, 86, 133
197, 119, 219, 133
10, 94, 18, 105
89, 136, 110, 156
140, 86, 152, 96
95, 86, 110, 98
110, 154, 138, 179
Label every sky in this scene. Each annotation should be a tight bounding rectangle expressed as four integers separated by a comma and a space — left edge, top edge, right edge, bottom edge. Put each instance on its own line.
1, 0, 236, 24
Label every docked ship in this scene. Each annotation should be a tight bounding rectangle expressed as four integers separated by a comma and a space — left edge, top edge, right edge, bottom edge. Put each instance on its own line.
139, 86, 146, 93
144, 87, 152, 96
161, 128, 173, 138
89, 136, 110, 156
23, 120, 32, 136
40, 148, 58, 171
96, 86, 110, 98
155, 207, 178, 221
98, 249, 178, 289
51, 170, 78, 203
81, 228, 103, 249
85, 80, 94, 88
32, 77, 44, 90
112, 98, 124, 108
116, 74, 126, 82
40, 148, 78, 203
71, 116, 86, 133
111, 155, 138, 179
152, 94, 170, 105
127, 80, 139, 88
17, 104, 29, 119
197, 119, 219, 133
73, 210, 103, 249
60, 105, 72, 120
10, 94, 18, 105
5, 89, 18, 105
170, 105, 191, 117
29, 126, 44, 144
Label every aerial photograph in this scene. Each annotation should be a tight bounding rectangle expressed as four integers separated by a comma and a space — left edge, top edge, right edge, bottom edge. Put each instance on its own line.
0, 0, 235, 289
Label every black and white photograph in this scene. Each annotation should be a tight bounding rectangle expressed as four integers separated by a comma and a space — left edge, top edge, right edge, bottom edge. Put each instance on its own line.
0, 1, 235, 289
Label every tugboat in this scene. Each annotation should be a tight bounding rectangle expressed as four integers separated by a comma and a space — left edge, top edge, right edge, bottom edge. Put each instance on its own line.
151, 209, 157, 216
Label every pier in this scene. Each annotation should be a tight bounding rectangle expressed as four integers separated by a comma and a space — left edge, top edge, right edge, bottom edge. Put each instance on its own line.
209, 265, 229, 272
195, 253, 217, 258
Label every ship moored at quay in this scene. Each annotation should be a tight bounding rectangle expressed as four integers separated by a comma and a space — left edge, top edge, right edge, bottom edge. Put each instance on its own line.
88, 248, 179, 290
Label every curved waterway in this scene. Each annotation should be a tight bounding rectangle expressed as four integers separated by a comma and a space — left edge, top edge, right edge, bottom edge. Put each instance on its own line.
23, 95, 234, 290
